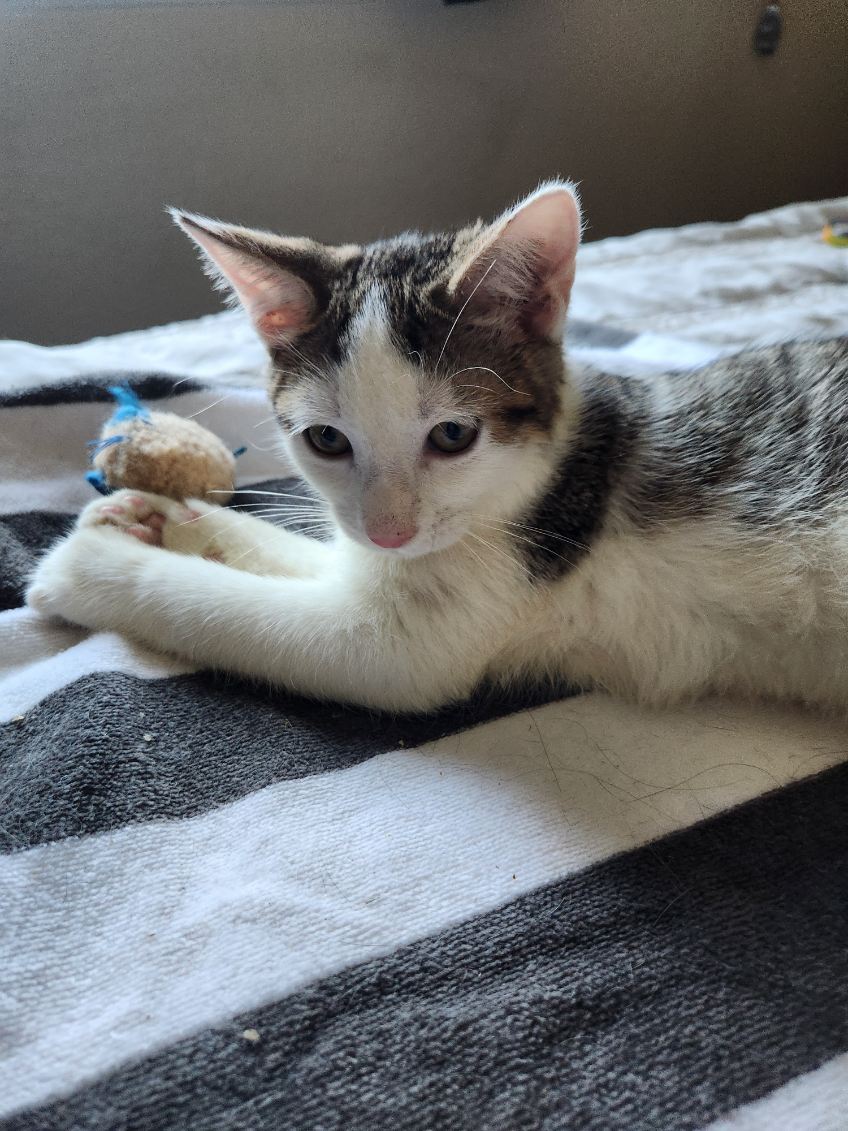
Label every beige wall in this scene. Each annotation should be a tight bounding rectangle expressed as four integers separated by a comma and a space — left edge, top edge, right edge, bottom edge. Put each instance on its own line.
2, 0, 847, 345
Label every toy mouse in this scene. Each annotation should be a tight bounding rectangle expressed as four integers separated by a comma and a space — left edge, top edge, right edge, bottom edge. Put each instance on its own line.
86, 386, 244, 504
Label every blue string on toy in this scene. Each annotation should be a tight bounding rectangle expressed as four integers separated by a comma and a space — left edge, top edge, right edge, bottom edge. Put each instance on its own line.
85, 470, 111, 496
86, 435, 126, 455
106, 385, 151, 423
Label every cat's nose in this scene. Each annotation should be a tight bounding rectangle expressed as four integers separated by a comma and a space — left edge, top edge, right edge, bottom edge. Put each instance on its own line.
367, 525, 417, 549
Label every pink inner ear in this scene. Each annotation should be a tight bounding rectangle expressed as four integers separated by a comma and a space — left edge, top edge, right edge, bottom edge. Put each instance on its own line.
256, 303, 313, 343
177, 215, 316, 344
456, 185, 581, 340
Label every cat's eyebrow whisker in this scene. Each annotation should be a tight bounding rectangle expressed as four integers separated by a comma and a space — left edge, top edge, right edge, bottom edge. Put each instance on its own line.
435, 259, 497, 375
454, 384, 499, 396
253, 415, 280, 429
449, 367, 531, 397
281, 340, 330, 381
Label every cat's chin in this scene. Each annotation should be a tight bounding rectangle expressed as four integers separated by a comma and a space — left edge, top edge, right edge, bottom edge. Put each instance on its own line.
360, 538, 440, 560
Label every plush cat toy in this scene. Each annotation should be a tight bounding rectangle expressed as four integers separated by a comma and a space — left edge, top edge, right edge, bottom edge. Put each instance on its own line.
86, 386, 243, 504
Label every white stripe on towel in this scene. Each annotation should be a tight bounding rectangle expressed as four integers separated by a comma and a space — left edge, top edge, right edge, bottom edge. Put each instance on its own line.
0, 608, 194, 721
2, 692, 845, 1116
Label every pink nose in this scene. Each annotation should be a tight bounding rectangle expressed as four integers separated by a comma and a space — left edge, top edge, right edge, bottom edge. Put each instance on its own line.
367, 526, 417, 549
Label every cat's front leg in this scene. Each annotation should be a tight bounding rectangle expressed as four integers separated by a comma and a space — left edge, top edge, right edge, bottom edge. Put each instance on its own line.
27, 522, 487, 711
78, 490, 330, 578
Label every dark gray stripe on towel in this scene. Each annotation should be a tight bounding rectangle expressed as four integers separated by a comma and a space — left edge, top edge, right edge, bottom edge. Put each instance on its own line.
0, 671, 573, 852
0, 513, 74, 611
0, 374, 204, 409
9, 759, 848, 1131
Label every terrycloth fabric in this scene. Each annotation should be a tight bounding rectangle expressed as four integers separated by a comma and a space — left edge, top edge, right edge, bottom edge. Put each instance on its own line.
2, 197, 848, 1129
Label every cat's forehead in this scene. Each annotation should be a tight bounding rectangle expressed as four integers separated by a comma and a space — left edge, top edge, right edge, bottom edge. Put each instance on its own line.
280, 287, 448, 430
271, 230, 469, 389
329, 230, 474, 359
271, 226, 563, 439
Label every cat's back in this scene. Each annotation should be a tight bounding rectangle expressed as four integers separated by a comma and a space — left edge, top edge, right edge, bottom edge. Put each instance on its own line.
623, 335, 848, 527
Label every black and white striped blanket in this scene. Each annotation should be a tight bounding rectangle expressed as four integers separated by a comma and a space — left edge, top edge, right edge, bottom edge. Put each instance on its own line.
3, 358, 847, 1131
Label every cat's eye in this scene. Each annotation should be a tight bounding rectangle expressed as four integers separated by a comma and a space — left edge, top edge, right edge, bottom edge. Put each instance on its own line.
305, 425, 352, 457
427, 421, 478, 454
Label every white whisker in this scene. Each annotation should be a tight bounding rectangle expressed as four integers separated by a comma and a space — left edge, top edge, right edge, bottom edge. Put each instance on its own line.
476, 521, 572, 565
243, 440, 282, 453
468, 531, 532, 583
463, 541, 490, 575
282, 340, 330, 381
213, 489, 320, 500
239, 509, 328, 522
225, 501, 323, 513
184, 392, 237, 420
455, 384, 497, 396
435, 259, 497, 374
473, 513, 588, 553
449, 366, 530, 397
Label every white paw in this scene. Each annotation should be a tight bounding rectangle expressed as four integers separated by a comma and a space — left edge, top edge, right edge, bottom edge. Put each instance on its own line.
79, 490, 196, 546
25, 524, 146, 625
79, 490, 229, 561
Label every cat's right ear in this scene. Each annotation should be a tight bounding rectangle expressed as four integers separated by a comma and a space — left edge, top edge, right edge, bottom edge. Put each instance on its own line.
448, 182, 583, 341
170, 210, 330, 347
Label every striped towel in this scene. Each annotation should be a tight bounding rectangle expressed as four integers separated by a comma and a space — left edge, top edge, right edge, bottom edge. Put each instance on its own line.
2, 341, 848, 1129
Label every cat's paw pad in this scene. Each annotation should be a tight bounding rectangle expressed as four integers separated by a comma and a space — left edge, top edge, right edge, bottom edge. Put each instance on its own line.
80, 491, 198, 547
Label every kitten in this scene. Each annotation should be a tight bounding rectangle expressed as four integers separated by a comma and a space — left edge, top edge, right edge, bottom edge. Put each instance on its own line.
27, 183, 848, 713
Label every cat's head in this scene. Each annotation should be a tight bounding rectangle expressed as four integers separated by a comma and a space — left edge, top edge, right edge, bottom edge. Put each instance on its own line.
173, 183, 581, 557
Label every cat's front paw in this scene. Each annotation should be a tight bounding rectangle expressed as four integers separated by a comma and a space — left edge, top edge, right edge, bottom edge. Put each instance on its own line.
26, 523, 148, 625
79, 490, 196, 546
80, 490, 226, 561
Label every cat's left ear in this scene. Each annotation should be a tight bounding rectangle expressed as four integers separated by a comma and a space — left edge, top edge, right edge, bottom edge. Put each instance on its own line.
449, 181, 582, 340
171, 210, 333, 347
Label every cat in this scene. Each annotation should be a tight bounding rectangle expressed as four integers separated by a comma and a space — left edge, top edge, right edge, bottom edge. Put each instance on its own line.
26, 182, 848, 713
